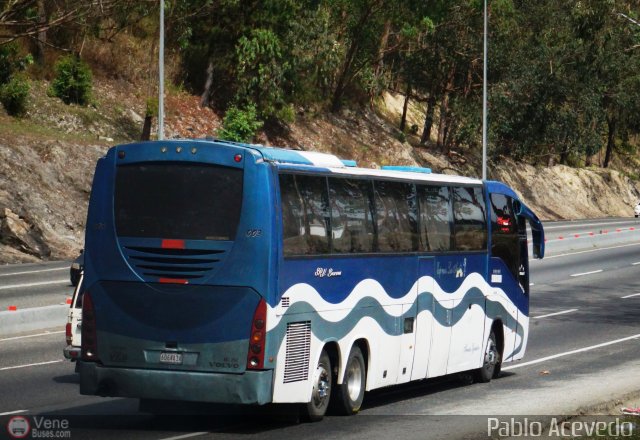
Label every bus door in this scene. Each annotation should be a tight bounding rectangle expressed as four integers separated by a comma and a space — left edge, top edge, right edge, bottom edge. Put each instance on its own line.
447, 279, 486, 374
511, 214, 530, 360
395, 257, 422, 384
396, 299, 417, 385
410, 257, 435, 380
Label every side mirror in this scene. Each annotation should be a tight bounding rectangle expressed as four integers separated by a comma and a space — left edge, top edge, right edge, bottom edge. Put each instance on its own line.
513, 200, 523, 216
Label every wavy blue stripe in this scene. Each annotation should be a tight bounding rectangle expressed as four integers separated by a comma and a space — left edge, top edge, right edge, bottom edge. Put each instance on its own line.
269, 287, 525, 361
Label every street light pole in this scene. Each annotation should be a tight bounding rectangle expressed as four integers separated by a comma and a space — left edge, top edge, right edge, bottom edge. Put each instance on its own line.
482, 0, 488, 180
158, 0, 165, 140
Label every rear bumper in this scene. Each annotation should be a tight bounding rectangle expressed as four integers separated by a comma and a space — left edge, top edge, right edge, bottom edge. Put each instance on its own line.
78, 361, 273, 405
63, 345, 81, 360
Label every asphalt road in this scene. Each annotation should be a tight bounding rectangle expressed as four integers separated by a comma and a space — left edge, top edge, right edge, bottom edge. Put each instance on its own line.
0, 261, 72, 310
1, 218, 639, 439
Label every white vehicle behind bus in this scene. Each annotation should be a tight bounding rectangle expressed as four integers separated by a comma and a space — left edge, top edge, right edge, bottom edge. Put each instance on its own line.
63, 272, 83, 367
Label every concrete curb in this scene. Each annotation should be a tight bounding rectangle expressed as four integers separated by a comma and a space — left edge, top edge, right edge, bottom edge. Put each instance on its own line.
0, 304, 67, 336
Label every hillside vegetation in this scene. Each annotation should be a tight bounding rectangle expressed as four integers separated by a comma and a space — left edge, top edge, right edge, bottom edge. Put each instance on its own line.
1, 1, 640, 263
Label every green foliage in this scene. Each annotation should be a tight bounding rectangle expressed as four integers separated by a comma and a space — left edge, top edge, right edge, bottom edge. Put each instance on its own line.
145, 97, 159, 117
235, 28, 289, 119
0, 43, 33, 86
218, 105, 264, 143
0, 43, 33, 117
275, 104, 296, 123
0, 75, 30, 116
50, 56, 93, 105
3, 0, 639, 167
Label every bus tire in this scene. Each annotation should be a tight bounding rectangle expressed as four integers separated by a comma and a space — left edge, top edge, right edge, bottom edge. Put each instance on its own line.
476, 331, 501, 383
303, 349, 332, 422
332, 346, 366, 415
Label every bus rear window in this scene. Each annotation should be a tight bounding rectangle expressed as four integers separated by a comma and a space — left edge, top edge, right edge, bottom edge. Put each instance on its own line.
115, 162, 243, 240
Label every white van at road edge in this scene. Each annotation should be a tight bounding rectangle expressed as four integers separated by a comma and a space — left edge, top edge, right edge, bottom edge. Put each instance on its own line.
63, 273, 83, 367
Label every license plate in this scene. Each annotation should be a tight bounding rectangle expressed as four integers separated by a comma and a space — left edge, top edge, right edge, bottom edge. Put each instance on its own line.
159, 352, 183, 365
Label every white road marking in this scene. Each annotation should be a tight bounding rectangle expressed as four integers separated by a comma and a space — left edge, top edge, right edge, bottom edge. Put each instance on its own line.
632, 262, 640, 266
535, 242, 640, 260
0, 267, 67, 277
0, 331, 65, 343
0, 410, 27, 416
503, 333, 640, 371
533, 309, 578, 319
0, 360, 63, 371
0, 279, 69, 291
570, 269, 603, 277
158, 433, 210, 440
622, 293, 640, 299
543, 220, 640, 230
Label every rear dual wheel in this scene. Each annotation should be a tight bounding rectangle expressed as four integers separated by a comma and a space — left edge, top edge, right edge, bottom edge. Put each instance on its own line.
303, 346, 367, 421
304, 350, 332, 422
332, 346, 366, 415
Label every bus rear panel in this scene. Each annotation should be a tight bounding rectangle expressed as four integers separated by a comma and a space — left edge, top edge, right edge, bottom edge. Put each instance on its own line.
79, 141, 277, 404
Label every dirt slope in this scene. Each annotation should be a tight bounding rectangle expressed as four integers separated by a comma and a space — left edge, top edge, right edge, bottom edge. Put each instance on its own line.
0, 83, 639, 264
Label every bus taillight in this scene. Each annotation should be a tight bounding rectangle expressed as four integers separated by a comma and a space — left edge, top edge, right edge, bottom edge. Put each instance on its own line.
81, 291, 99, 362
247, 299, 267, 370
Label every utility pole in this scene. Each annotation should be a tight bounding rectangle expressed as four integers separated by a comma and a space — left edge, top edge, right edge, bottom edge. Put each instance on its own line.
158, 0, 165, 140
482, 0, 488, 180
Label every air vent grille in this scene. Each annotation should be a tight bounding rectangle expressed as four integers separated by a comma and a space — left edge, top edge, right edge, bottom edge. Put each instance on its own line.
123, 246, 225, 282
283, 321, 311, 383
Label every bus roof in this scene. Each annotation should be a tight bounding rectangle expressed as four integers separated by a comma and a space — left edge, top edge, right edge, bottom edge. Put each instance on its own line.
245, 143, 482, 186
118, 139, 483, 186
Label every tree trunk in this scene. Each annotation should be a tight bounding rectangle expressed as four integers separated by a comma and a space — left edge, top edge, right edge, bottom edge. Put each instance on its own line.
559, 147, 568, 165
437, 67, 455, 151
420, 94, 436, 145
331, 38, 359, 112
375, 20, 391, 77
400, 83, 411, 132
200, 59, 215, 108
585, 153, 592, 166
141, 116, 152, 141
603, 117, 616, 168
34, 0, 47, 64
331, 1, 380, 112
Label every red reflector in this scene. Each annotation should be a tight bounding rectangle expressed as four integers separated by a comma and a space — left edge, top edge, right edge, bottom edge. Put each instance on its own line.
161, 239, 185, 249
234, 154, 242, 163
159, 278, 188, 285
8, 305, 17, 311
66, 322, 72, 345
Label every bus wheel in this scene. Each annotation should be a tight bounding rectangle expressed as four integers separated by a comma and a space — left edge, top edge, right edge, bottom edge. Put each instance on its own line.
332, 346, 366, 415
476, 331, 501, 383
303, 349, 332, 422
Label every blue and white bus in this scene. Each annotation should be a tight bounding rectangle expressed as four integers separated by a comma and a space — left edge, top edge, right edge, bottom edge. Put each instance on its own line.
78, 139, 544, 420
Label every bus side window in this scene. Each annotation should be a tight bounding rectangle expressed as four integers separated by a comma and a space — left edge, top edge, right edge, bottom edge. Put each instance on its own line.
373, 181, 418, 252
279, 174, 330, 256
490, 193, 519, 281
418, 185, 452, 252
452, 186, 487, 251
328, 178, 375, 253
